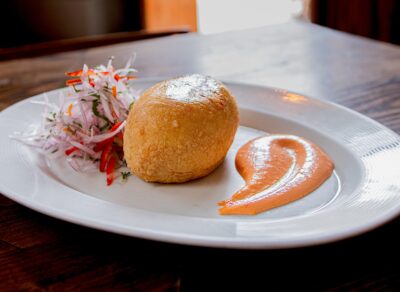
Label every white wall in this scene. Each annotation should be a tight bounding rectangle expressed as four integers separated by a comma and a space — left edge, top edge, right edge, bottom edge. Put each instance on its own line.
197, 0, 303, 34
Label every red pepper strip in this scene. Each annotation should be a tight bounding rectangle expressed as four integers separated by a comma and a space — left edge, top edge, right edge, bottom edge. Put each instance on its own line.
65, 146, 79, 156
65, 69, 83, 77
111, 121, 122, 132
112, 86, 117, 98
89, 80, 95, 87
66, 69, 95, 77
106, 155, 117, 186
99, 142, 113, 172
94, 138, 113, 152
94, 122, 123, 152
111, 122, 124, 142
110, 121, 123, 143
114, 75, 136, 81
66, 78, 82, 86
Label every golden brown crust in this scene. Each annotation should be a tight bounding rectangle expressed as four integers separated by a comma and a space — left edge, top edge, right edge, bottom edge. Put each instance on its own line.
123, 74, 239, 183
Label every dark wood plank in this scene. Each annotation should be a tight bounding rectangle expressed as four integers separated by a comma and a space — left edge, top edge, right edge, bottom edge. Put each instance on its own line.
0, 240, 19, 257
0, 28, 189, 61
0, 211, 398, 291
0, 195, 15, 207
0, 21, 400, 291
0, 205, 67, 248
0, 227, 181, 291
178, 217, 400, 291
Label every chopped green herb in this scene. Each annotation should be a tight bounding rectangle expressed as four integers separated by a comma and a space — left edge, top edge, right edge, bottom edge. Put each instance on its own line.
100, 122, 111, 132
121, 171, 131, 180
47, 112, 57, 122
73, 121, 83, 128
92, 99, 110, 125
72, 85, 82, 93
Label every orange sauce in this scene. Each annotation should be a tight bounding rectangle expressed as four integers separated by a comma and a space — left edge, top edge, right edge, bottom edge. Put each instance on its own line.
219, 135, 334, 215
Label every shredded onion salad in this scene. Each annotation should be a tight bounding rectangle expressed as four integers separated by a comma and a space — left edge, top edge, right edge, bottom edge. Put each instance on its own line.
11, 57, 139, 185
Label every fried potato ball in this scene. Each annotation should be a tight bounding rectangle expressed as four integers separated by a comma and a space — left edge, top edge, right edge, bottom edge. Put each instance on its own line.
123, 74, 239, 183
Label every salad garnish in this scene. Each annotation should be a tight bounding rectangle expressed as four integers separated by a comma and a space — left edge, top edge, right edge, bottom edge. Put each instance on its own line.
11, 57, 139, 185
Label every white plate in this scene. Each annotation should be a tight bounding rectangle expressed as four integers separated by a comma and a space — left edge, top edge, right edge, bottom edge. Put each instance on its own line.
1, 81, 400, 249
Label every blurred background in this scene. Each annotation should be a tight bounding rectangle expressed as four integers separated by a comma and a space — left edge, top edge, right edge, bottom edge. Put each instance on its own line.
0, 0, 399, 59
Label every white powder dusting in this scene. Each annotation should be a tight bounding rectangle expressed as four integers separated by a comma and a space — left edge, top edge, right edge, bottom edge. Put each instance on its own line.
165, 74, 220, 102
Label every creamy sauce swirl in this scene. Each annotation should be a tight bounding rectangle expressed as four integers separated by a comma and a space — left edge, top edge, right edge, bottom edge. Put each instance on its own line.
219, 135, 334, 215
